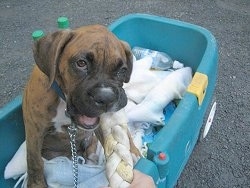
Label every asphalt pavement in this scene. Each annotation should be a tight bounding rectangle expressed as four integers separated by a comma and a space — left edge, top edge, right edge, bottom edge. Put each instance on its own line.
0, 0, 249, 187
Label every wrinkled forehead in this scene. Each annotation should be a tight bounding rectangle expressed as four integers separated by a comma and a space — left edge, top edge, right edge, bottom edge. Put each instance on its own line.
60, 25, 126, 68
63, 25, 125, 59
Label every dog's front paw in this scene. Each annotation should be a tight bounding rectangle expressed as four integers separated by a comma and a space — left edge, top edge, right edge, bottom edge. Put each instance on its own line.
27, 178, 47, 188
27, 182, 47, 188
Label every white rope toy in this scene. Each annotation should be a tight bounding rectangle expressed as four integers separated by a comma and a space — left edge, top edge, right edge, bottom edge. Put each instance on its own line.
99, 108, 134, 188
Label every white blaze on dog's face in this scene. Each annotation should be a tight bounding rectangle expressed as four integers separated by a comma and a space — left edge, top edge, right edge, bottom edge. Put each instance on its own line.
33, 25, 133, 130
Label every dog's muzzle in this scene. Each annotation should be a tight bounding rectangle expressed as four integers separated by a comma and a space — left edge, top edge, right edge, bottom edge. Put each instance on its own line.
66, 84, 126, 131
88, 86, 116, 108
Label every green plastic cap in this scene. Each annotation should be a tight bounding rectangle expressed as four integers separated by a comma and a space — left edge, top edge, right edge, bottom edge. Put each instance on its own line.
32, 30, 44, 41
57, 17, 69, 29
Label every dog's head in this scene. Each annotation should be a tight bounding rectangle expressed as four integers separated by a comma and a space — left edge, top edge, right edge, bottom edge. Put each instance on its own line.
33, 25, 133, 130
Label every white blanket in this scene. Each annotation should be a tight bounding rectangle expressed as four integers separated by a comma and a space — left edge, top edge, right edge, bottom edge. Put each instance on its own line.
4, 141, 108, 188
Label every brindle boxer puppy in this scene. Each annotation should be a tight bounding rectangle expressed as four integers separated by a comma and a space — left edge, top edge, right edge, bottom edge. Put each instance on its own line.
22, 25, 138, 187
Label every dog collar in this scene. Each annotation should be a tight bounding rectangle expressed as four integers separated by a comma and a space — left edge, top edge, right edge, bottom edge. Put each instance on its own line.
51, 81, 66, 101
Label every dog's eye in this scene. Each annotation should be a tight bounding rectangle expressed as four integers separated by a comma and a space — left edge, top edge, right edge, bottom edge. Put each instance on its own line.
76, 60, 88, 70
117, 68, 127, 81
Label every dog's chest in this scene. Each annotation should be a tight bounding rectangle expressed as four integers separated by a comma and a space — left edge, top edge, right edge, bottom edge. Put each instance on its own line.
52, 99, 71, 132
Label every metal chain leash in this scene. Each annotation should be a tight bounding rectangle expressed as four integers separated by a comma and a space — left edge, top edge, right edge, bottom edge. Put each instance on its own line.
67, 122, 78, 188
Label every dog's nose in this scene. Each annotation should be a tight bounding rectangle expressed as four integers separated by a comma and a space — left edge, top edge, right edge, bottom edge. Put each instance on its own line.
89, 87, 116, 106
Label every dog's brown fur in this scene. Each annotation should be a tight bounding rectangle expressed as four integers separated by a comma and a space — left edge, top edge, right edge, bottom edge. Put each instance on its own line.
23, 25, 140, 187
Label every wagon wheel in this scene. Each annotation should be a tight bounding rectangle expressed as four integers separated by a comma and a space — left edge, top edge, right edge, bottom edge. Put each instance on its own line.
198, 97, 217, 142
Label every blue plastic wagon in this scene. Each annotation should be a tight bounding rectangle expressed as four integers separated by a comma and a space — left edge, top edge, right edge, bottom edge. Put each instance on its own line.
0, 14, 218, 188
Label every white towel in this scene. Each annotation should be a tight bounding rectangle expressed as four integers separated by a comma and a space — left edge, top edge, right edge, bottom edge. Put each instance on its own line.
126, 67, 192, 125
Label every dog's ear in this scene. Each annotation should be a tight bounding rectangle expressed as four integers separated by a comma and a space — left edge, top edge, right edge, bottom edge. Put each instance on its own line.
33, 30, 74, 87
120, 41, 133, 83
